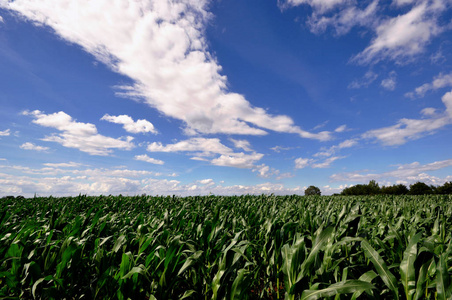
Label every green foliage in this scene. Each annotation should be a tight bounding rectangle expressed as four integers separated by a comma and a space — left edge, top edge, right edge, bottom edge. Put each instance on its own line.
304, 186, 321, 196
409, 182, 434, 195
0, 194, 451, 299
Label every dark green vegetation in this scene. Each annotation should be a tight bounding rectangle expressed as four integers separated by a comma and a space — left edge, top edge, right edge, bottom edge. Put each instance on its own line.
340, 181, 452, 196
1, 195, 451, 299
304, 186, 321, 196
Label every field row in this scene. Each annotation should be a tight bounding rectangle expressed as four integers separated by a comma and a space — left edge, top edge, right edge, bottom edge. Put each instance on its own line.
1, 194, 451, 299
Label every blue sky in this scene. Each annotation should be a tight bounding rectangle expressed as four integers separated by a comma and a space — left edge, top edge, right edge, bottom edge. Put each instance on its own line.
0, 0, 451, 196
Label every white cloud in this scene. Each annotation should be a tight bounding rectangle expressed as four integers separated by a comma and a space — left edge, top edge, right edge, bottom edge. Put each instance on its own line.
307, 0, 379, 35
334, 125, 347, 132
420, 107, 437, 116
312, 156, 344, 168
314, 138, 357, 157
280, 0, 350, 13
101, 114, 157, 134
363, 90, 452, 145
406, 72, 452, 98
147, 137, 264, 169
43, 162, 83, 168
353, 2, 443, 64
331, 159, 452, 185
284, 0, 450, 64
229, 138, 253, 152
147, 138, 231, 156
211, 152, 264, 169
381, 71, 397, 91
0, 129, 10, 136
348, 71, 378, 89
134, 154, 164, 165
392, 0, 416, 7
0, 15, 3, 23
20, 142, 49, 152
295, 157, 313, 169
252, 164, 281, 178
23, 110, 134, 155
1, 0, 331, 141
198, 178, 214, 185
0, 163, 304, 197
271, 145, 294, 153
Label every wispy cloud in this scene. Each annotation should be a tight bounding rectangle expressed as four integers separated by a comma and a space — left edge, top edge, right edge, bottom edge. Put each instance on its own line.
312, 156, 345, 168
271, 146, 291, 153
147, 137, 264, 169
229, 138, 253, 152
0, 129, 10, 136
381, 71, 397, 91
348, 71, 378, 89
134, 154, 164, 165
101, 114, 157, 134
406, 72, 452, 98
43, 162, 83, 168
362, 90, 452, 145
331, 159, 452, 185
283, 0, 450, 64
1, 0, 331, 141
352, 1, 445, 64
23, 110, 134, 155
20, 142, 49, 152
314, 138, 358, 157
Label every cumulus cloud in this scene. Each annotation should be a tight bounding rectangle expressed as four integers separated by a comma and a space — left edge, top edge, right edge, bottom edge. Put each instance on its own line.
1, 0, 331, 141
134, 154, 164, 165
147, 137, 264, 169
0, 129, 11, 136
0, 164, 304, 197
295, 157, 313, 169
211, 153, 263, 169
331, 159, 452, 185
20, 142, 49, 152
381, 71, 397, 90
23, 110, 134, 155
406, 72, 452, 98
101, 114, 157, 134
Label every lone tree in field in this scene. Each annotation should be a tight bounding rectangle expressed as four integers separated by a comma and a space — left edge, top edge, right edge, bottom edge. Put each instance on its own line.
305, 185, 321, 196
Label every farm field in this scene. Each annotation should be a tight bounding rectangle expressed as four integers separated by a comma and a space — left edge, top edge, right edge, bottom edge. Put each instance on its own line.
1, 194, 451, 299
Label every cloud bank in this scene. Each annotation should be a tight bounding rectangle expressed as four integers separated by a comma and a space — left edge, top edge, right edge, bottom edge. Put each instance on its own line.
0, 0, 331, 140
23, 110, 134, 155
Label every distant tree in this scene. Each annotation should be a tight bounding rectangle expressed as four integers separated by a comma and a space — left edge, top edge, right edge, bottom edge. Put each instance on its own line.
409, 182, 433, 195
437, 181, 452, 194
381, 184, 409, 195
305, 185, 321, 196
368, 180, 380, 195
341, 180, 381, 195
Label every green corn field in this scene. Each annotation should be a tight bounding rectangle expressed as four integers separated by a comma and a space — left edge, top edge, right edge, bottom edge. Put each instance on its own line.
1, 194, 451, 299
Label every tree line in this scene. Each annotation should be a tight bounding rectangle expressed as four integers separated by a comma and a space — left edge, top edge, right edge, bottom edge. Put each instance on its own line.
339, 180, 452, 196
